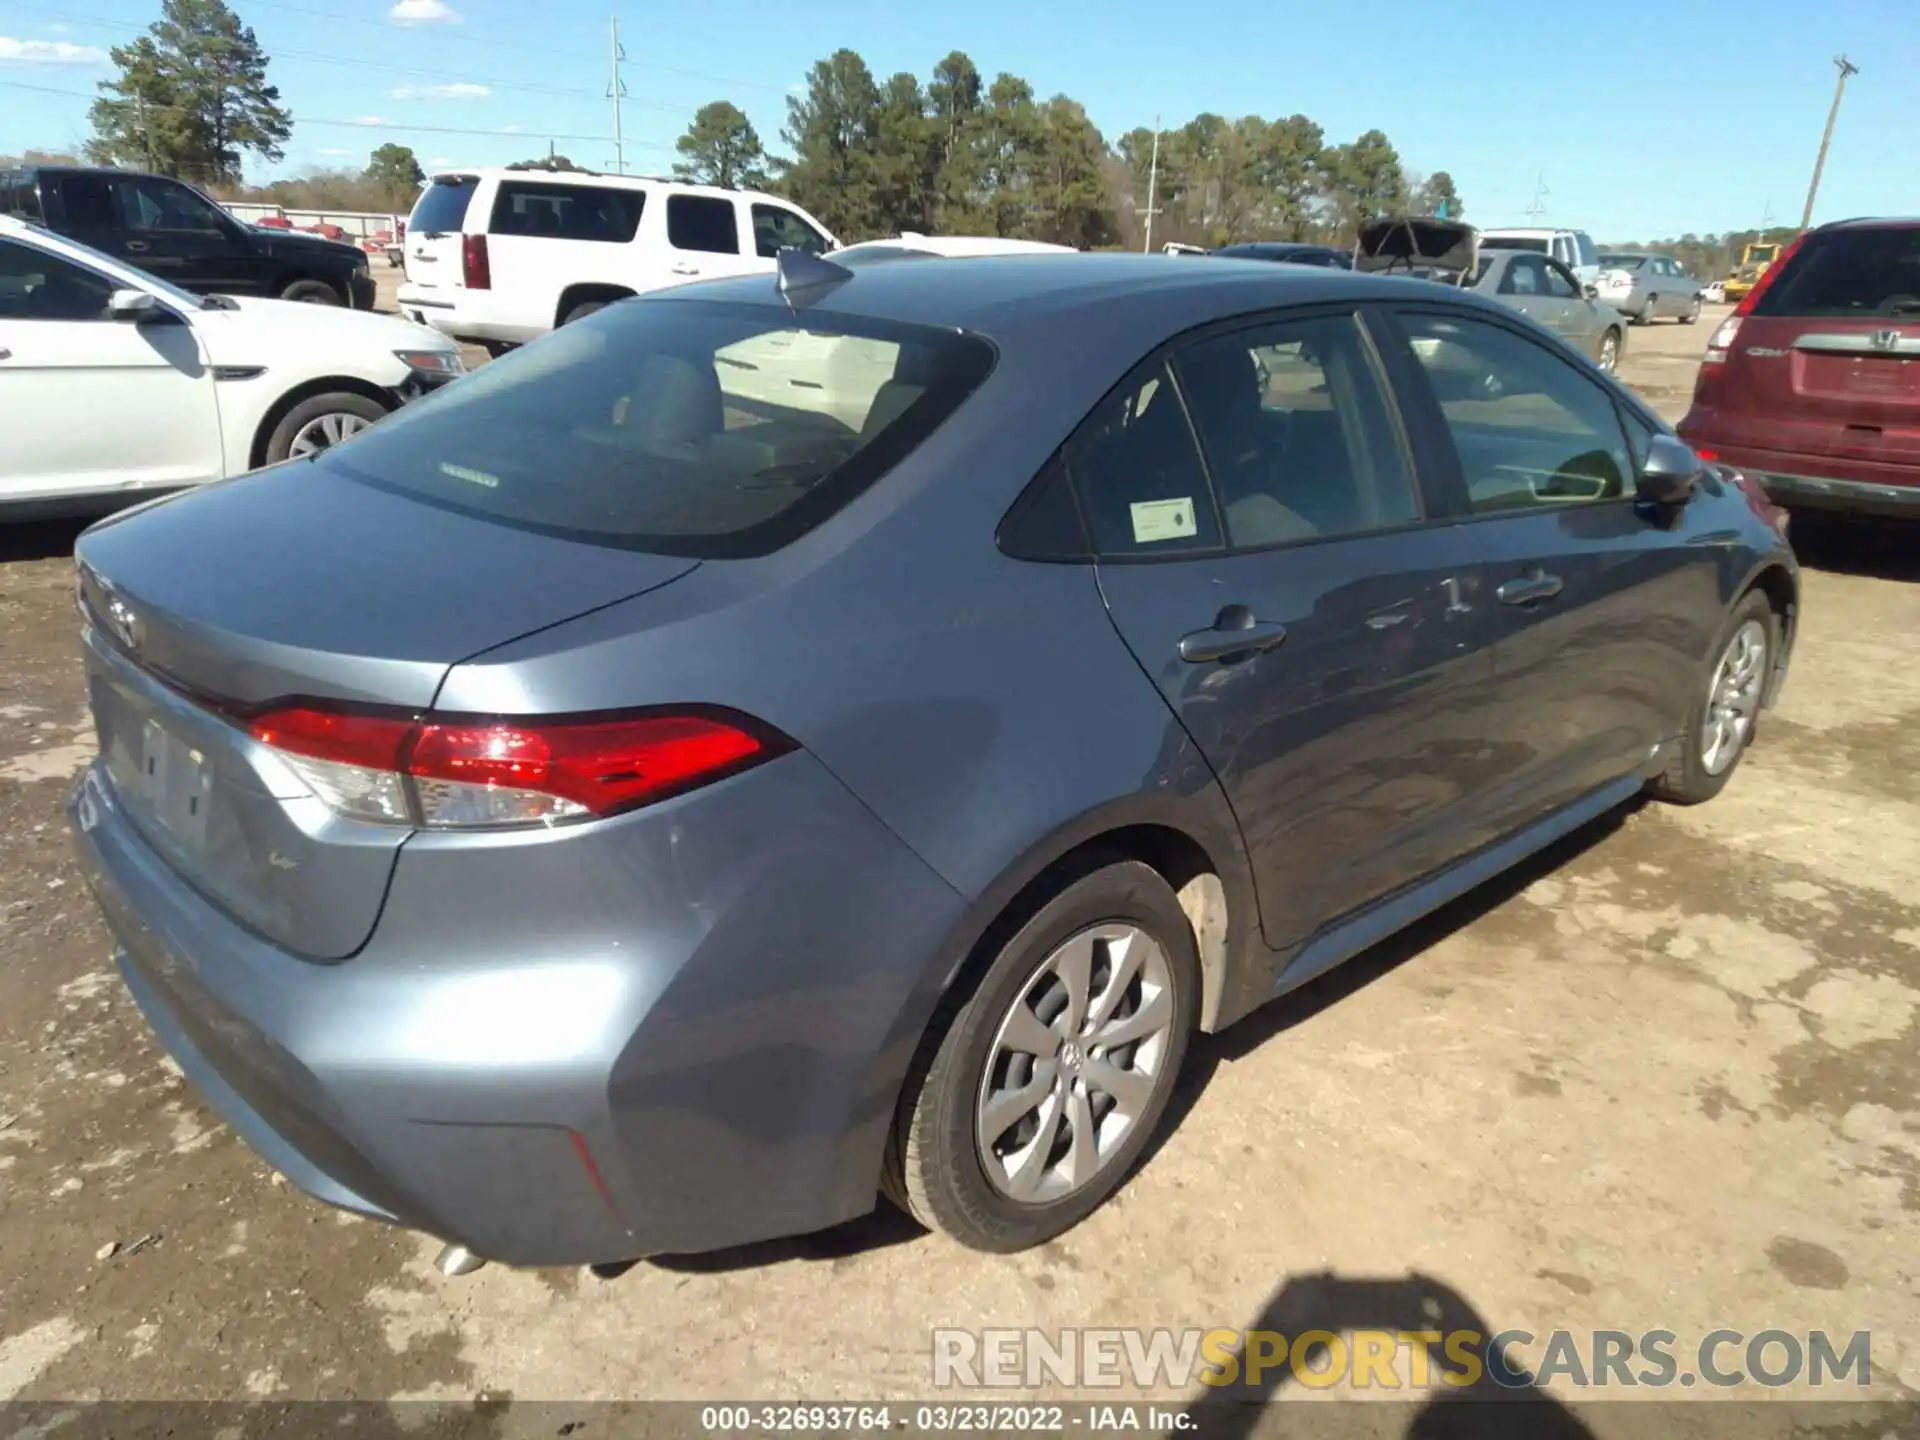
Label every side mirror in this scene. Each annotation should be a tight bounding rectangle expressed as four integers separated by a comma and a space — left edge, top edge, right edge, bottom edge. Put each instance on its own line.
1637, 433, 1703, 505
1583, 282, 1599, 300
107, 288, 159, 322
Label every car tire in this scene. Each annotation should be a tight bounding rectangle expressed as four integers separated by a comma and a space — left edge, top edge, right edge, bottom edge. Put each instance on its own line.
1635, 295, 1659, 326
885, 859, 1198, 1252
265, 392, 390, 464
1597, 328, 1621, 372
560, 300, 607, 325
279, 278, 343, 305
1682, 295, 1701, 324
1649, 589, 1776, 806
481, 341, 516, 358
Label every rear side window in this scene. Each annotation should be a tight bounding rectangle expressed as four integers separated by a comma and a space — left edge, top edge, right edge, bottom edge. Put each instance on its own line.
1, 174, 42, 220
489, 181, 643, 243
55, 174, 116, 231
1753, 228, 1920, 319
314, 299, 996, 559
668, 195, 740, 254
1064, 361, 1222, 558
410, 177, 478, 234
1484, 236, 1548, 253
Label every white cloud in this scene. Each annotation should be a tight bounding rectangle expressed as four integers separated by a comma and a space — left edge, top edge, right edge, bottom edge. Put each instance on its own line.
388, 0, 459, 23
44, 21, 73, 33
499, 124, 522, 134
0, 35, 106, 64
350, 115, 389, 127
428, 156, 454, 166
387, 82, 489, 101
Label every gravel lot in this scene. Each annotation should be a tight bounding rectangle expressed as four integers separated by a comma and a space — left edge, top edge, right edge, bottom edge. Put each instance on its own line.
3, 295, 1918, 1421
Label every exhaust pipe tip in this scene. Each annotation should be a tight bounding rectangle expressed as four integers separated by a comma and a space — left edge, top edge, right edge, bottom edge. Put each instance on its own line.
434, 1242, 487, 1277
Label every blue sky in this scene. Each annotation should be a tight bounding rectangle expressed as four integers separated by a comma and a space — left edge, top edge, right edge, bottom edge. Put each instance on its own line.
2, 0, 1915, 239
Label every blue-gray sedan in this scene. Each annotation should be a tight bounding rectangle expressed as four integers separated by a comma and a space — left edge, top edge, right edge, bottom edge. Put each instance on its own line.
68, 251, 1798, 1267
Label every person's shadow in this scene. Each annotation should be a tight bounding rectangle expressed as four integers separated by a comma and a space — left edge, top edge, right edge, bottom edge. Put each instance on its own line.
1182, 1270, 1598, 1440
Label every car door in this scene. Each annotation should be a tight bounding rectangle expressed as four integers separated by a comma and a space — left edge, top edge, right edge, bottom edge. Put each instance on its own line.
1498, 255, 1564, 338
103, 175, 263, 295
1541, 259, 1596, 356
659, 193, 761, 288
1081, 308, 1493, 949
0, 235, 223, 501
1380, 305, 1724, 838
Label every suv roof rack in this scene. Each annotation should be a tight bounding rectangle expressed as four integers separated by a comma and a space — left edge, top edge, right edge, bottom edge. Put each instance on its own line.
503, 158, 605, 176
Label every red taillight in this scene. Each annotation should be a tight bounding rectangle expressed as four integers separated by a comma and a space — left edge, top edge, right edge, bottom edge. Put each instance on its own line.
462, 233, 491, 289
1731, 234, 1805, 317
246, 703, 787, 829
407, 713, 770, 816
1696, 448, 1720, 462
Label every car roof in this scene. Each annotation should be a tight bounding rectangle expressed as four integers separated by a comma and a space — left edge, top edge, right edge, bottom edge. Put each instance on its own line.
427, 166, 785, 204
1481, 226, 1587, 238
1815, 216, 1920, 232
835, 234, 1077, 258
680, 251, 1512, 345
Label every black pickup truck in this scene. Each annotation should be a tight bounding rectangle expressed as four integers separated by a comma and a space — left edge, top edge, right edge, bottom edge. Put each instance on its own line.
0, 164, 375, 308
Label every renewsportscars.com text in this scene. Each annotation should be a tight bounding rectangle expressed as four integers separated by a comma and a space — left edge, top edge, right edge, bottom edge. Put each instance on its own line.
932, 1327, 1872, 1391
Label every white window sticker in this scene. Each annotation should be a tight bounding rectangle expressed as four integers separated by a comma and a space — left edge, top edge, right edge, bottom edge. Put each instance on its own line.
1129, 497, 1199, 544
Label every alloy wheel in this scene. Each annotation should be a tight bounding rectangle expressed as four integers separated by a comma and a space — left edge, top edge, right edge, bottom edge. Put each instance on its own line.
1701, 618, 1768, 776
1599, 332, 1619, 372
288, 411, 371, 457
974, 924, 1177, 1204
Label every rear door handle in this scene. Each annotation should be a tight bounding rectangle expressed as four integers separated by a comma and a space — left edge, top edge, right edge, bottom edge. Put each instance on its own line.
671, 263, 701, 276
124, 240, 150, 253
0, 348, 10, 361
1178, 615, 1288, 664
1497, 571, 1564, 606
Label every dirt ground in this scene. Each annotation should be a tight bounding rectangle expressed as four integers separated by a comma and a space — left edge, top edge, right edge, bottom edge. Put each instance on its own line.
3, 297, 1919, 1421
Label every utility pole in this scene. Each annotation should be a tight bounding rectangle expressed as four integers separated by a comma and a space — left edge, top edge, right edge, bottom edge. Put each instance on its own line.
1524, 170, 1549, 222
606, 15, 628, 174
135, 91, 156, 172
1800, 54, 1858, 231
1139, 116, 1162, 254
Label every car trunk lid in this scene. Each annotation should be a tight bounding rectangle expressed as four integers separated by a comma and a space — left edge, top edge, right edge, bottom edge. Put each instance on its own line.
73, 462, 698, 959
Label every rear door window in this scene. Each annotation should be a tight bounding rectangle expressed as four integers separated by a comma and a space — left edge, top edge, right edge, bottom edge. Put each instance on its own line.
1575, 233, 1598, 269
489, 181, 643, 243
311, 298, 995, 558
54, 174, 117, 232
410, 177, 479, 234
1753, 228, 1920, 319
667, 195, 741, 255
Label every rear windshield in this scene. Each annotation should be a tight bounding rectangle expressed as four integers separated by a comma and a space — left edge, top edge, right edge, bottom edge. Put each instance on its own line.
410, 177, 478, 234
1753, 228, 1920, 318
317, 299, 997, 558
1599, 254, 1646, 270
1481, 236, 1548, 253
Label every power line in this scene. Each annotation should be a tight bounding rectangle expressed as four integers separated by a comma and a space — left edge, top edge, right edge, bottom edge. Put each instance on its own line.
0, 74, 671, 149
0, 4, 701, 112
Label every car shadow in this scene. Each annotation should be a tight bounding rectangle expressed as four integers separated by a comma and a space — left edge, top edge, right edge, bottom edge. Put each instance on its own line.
1142, 802, 1637, 1168
636, 1198, 926, 1277
1181, 1269, 1599, 1438
1787, 512, 1920, 583
0, 515, 91, 565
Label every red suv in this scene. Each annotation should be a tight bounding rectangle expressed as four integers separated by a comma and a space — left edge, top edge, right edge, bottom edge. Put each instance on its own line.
1679, 218, 1920, 518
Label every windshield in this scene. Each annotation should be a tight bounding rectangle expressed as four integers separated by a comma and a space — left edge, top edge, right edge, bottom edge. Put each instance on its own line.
17, 222, 204, 310
1598, 255, 1646, 270
1752, 228, 1920, 319
1749, 245, 1780, 263
316, 298, 997, 558
1481, 236, 1549, 253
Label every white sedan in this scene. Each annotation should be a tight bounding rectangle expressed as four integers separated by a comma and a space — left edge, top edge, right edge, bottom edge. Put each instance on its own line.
0, 216, 464, 517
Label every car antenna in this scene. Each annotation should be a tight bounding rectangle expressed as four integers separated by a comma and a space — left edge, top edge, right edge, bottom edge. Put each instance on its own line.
776, 246, 854, 309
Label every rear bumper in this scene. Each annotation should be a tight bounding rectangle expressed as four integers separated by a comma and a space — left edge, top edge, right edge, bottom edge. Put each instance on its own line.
68, 748, 966, 1267
394, 284, 543, 345
1674, 428, 1920, 519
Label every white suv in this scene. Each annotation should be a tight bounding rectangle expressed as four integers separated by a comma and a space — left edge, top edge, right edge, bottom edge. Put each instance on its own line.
395, 166, 839, 352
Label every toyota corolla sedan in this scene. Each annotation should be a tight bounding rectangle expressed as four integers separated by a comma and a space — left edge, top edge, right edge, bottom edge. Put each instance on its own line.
69, 250, 1797, 1269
